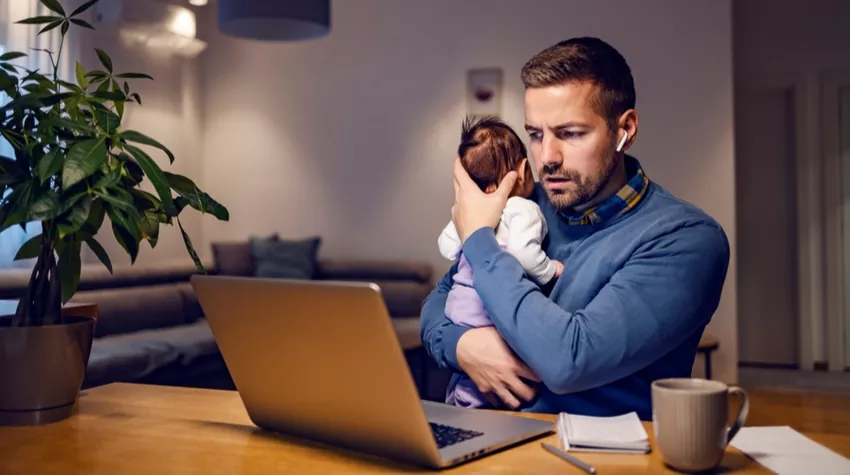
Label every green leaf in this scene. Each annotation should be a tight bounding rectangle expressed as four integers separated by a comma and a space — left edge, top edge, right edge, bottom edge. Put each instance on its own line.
57, 194, 93, 238
139, 209, 159, 248
0, 51, 26, 61
41, 92, 74, 106
84, 70, 108, 81
130, 93, 141, 105
115, 95, 124, 118
40, 0, 66, 16
36, 148, 63, 184
62, 137, 107, 190
178, 218, 205, 273
71, 0, 99, 18
0, 155, 29, 180
0, 62, 19, 74
39, 19, 65, 36
45, 116, 97, 135
95, 48, 113, 73
123, 81, 129, 94
28, 190, 61, 220
75, 61, 87, 89
15, 16, 61, 25
14, 234, 42, 261
95, 108, 120, 133
115, 152, 143, 184
164, 172, 229, 221
58, 237, 83, 305
94, 169, 121, 189
69, 18, 94, 30
91, 90, 124, 102
107, 206, 139, 264
61, 20, 70, 36
0, 181, 34, 233
130, 189, 160, 209
58, 79, 82, 93
115, 72, 153, 80
84, 236, 112, 274
124, 144, 176, 216
1, 94, 43, 111
94, 188, 136, 214
174, 196, 190, 215
79, 197, 104, 235
120, 130, 174, 163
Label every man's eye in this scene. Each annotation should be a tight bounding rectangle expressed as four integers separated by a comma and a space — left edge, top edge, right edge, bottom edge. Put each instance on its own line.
528, 131, 542, 141
559, 131, 584, 139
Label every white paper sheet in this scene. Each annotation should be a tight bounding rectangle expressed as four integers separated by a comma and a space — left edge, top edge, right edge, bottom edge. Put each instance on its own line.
730, 426, 850, 475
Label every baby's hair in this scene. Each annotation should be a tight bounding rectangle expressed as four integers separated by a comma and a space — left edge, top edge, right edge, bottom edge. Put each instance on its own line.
457, 115, 532, 197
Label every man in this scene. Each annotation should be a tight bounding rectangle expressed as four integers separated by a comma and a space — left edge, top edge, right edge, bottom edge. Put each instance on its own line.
420, 37, 730, 420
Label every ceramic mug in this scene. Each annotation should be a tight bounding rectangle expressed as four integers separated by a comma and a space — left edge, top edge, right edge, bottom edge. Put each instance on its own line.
651, 378, 749, 472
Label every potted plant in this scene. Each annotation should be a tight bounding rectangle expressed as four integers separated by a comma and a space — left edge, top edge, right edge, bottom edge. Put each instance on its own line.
0, 0, 228, 426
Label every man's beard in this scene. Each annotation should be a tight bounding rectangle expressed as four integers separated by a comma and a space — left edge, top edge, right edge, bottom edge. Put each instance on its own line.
539, 150, 618, 213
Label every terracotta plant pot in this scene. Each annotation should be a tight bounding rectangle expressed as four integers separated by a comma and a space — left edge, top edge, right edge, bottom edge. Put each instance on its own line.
0, 304, 97, 426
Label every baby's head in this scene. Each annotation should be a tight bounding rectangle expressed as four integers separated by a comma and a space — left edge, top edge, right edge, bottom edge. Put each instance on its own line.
458, 115, 535, 198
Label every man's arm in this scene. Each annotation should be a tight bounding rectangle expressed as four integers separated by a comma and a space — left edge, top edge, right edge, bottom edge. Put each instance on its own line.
461, 221, 730, 395
419, 261, 469, 372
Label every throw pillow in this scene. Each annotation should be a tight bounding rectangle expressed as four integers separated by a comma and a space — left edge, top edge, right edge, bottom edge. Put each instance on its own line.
251, 235, 321, 280
211, 233, 279, 276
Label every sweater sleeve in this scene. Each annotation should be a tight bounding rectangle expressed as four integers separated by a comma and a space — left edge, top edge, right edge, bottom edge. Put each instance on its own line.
460, 222, 730, 394
502, 199, 557, 285
419, 260, 469, 371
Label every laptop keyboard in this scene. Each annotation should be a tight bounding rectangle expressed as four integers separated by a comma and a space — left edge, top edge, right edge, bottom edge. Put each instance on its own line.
429, 422, 485, 449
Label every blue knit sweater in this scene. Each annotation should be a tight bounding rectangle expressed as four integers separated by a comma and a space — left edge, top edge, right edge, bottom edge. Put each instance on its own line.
420, 180, 730, 420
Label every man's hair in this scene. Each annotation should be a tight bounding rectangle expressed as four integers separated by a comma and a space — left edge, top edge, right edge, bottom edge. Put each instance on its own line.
521, 37, 635, 128
458, 115, 529, 195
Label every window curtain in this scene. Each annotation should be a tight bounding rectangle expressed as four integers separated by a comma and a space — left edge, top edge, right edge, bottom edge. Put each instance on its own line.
0, 0, 70, 268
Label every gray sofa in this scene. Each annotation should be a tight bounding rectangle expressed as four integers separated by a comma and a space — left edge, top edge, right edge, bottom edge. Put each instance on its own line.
0, 253, 436, 392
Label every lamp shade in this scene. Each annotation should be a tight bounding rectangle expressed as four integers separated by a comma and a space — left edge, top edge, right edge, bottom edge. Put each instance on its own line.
217, 0, 330, 41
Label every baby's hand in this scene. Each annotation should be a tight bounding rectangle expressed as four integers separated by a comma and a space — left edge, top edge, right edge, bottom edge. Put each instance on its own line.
553, 260, 564, 278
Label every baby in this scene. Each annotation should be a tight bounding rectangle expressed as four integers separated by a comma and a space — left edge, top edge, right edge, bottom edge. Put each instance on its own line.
438, 115, 563, 409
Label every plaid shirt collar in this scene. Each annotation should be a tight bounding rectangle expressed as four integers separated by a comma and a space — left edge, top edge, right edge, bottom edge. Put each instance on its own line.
559, 156, 650, 226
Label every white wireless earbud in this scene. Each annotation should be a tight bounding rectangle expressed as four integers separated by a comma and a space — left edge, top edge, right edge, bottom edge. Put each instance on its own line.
615, 131, 629, 152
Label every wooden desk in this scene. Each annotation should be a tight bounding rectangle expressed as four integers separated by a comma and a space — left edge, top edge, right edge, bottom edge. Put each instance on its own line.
0, 383, 844, 474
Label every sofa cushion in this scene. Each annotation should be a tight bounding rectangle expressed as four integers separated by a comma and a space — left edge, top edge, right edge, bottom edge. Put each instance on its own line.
84, 319, 217, 388
211, 242, 255, 276
316, 259, 433, 284
251, 235, 321, 280
70, 283, 190, 338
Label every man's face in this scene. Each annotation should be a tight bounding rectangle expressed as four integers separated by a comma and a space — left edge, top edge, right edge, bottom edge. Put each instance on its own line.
524, 81, 618, 212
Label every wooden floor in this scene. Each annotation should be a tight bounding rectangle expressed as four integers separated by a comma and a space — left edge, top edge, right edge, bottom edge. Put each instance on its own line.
741, 386, 850, 435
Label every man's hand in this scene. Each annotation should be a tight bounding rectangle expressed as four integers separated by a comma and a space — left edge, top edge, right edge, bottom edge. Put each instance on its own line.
452, 157, 517, 242
456, 326, 540, 409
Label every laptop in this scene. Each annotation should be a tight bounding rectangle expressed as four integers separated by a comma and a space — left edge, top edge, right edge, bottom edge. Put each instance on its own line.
190, 274, 553, 469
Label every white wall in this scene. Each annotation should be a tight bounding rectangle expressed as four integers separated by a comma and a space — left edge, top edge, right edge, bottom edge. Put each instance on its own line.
200, 0, 738, 383
64, 0, 206, 269
733, 0, 850, 367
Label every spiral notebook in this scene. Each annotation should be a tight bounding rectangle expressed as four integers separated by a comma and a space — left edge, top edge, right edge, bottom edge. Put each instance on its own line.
557, 412, 651, 454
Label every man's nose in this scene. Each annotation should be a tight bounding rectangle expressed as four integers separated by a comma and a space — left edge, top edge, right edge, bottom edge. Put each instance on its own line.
538, 136, 562, 168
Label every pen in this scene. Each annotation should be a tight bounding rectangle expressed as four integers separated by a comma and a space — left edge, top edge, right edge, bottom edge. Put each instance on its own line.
541, 442, 597, 474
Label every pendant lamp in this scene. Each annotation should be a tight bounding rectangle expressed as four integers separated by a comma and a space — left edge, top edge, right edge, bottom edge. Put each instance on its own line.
217, 0, 330, 41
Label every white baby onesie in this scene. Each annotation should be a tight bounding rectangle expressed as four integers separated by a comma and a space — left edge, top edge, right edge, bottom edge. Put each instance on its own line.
438, 196, 557, 286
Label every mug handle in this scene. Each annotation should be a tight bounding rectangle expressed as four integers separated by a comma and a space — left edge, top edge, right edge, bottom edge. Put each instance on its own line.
725, 385, 750, 445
